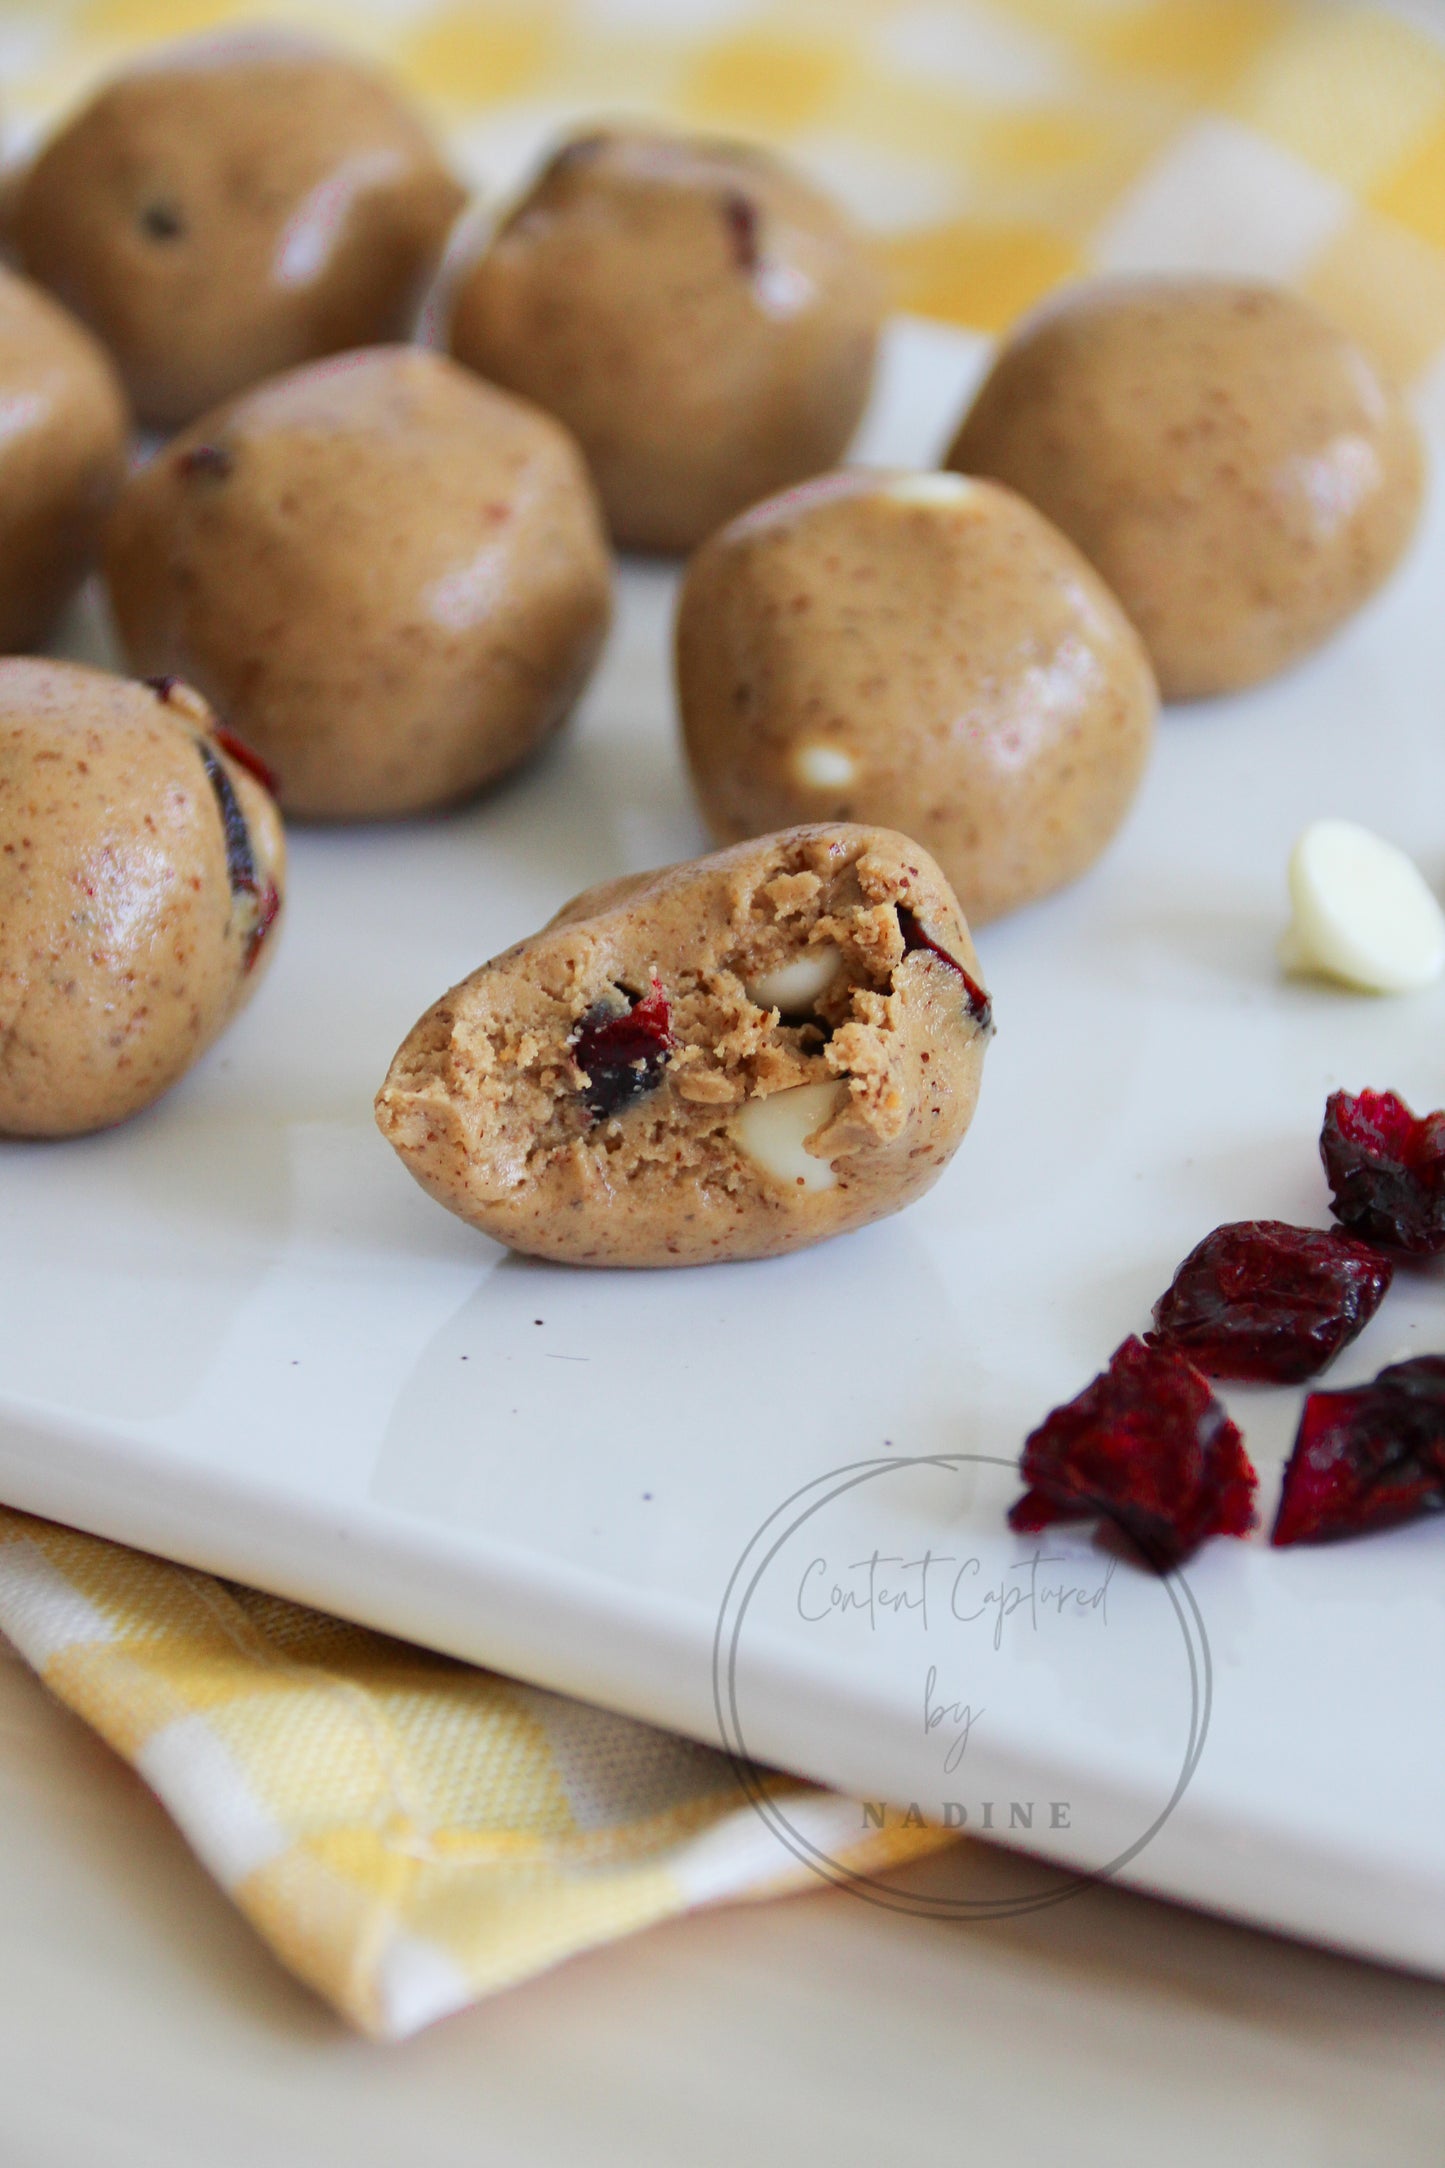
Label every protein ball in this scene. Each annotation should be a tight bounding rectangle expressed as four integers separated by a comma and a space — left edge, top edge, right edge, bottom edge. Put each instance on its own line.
0, 660, 285, 1137
14, 29, 465, 429
448, 127, 886, 553
946, 277, 1424, 701
676, 470, 1157, 927
0, 267, 128, 651
375, 824, 991, 1267
104, 346, 613, 821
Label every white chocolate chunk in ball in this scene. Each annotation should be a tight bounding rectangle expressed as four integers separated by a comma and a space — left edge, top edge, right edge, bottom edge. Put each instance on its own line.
745, 944, 843, 1013
1280, 818, 1445, 993
883, 471, 980, 507
793, 743, 855, 789
732, 1080, 845, 1191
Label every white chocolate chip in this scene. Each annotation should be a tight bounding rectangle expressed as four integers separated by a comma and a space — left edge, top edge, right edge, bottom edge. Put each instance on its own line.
883, 472, 980, 507
1281, 819, 1445, 994
793, 743, 855, 789
755, 260, 817, 318
147, 677, 211, 725
732, 1080, 845, 1192
745, 944, 842, 1013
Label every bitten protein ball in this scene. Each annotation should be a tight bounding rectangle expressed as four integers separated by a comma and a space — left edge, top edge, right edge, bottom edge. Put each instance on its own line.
0, 661, 285, 1137
0, 267, 128, 651
946, 278, 1424, 701
376, 824, 992, 1267
448, 127, 886, 553
104, 346, 613, 821
13, 30, 465, 428
676, 470, 1158, 927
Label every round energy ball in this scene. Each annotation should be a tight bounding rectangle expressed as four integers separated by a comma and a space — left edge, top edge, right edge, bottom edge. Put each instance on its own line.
104, 346, 614, 821
676, 470, 1158, 926
946, 277, 1424, 701
448, 127, 886, 552
0, 267, 128, 651
377, 824, 991, 1267
0, 661, 285, 1137
13, 30, 465, 429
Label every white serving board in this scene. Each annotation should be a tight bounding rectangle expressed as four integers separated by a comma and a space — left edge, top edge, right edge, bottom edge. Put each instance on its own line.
2, 320, 1443, 1974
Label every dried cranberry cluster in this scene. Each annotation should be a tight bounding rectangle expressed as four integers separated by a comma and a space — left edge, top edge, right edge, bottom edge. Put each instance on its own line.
1009, 1089, 1445, 1571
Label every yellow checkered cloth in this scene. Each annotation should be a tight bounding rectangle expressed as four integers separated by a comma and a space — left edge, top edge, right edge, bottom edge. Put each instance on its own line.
0, 1505, 948, 2037
1, 0, 1442, 2042
7, 0, 1445, 384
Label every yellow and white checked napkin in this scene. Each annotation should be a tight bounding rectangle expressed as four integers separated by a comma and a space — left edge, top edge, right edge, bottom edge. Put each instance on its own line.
0, 1505, 948, 2037
7, 0, 1445, 393
1, 0, 1443, 2041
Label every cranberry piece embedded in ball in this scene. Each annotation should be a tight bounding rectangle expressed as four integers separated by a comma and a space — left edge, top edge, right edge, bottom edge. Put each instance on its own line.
897, 907, 992, 1031
571, 979, 674, 1120
212, 723, 279, 796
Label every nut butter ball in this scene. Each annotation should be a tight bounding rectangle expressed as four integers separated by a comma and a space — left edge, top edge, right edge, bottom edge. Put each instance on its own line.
377, 824, 991, 1266
946, 278, 1424, 701
0, 267, 128, 650
14, 31, 465, 429
104, 346, 614, 821
676, 471, 1158, 927
448, 127, 886, 552
0, 660, 285, 1137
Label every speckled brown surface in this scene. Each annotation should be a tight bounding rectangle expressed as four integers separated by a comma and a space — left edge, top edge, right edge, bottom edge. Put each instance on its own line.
448, 128, 885, 553
0, 659, 285, 1137
0, 267, 127, 652
676, 470, 1157, 926
104, 345, 614, 821
946, 277, 1424, 702
13, 29, 465, 430
376, 824, 990, 1267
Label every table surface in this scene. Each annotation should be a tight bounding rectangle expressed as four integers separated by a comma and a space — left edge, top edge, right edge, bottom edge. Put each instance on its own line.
1, 1638, 1440, 2167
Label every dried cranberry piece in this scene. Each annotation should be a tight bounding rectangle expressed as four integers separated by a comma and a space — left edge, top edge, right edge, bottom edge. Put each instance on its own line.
177, 441, 233, 482
193, 737, 278, 969
239, 879, 281, 973
195, 739, 258, 897
1009, 1336, 1257, 1571
139, 199, 185, 242
896, 907, 992, 1031
721, 191, 760, 272
571, 980, 674, 1120
212, 724, 279, 797
1146, 1220, 1393, 1383
1320, 1089, 1445, 1256
151, 683, 280, 795
1272, 1355, 1445, 1546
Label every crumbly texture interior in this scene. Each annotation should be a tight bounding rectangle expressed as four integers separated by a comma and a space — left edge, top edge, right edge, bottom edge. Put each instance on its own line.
376, 824, 990, 1267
